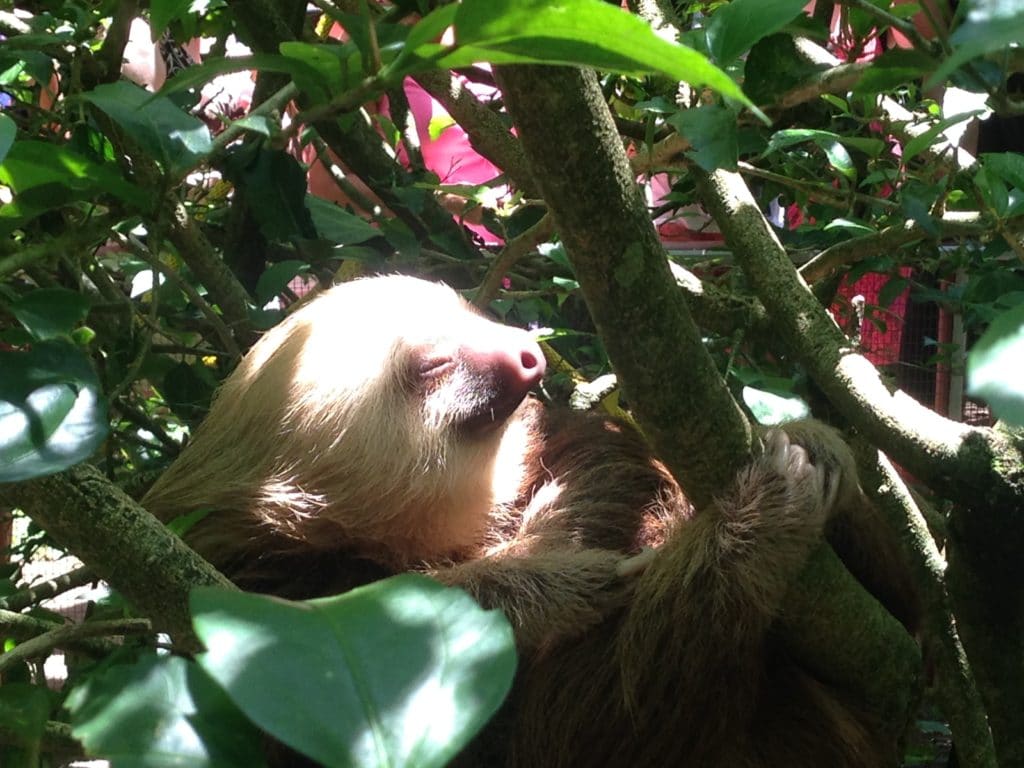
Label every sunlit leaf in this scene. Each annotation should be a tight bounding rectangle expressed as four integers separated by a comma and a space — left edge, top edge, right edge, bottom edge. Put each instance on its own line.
81, 81, 213, 173
192, 575, 516, 768
432, 0, 763, 119
742, 386, 810, 425
0, 341, 108, 482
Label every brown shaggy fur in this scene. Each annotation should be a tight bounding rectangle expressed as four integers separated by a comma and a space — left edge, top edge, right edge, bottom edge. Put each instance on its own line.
143, 275, 917, 768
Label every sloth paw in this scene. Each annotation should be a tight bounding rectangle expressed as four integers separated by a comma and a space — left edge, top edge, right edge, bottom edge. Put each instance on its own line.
763, 428, 841, 518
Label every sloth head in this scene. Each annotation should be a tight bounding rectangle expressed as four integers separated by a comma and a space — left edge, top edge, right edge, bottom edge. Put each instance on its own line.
187, 275, 546, 562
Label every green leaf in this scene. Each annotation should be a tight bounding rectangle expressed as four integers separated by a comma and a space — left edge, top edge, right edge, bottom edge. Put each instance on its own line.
742, 386, 810, 425
705, 0, 809, 65
928, 1, 1024, 87
307, 195, 382, 244
67, 653, 266, 768
192, 574, 516, 768
0, 341, 108, 482
852, 48, 934, 95
223, 146, 316, 241
823, 219, 875, 235
902, 111, 983, 162
666, 105, 738, 171
0, 141, 143, 205
9, 288, 91, 340
967, 303, 1024, 427
821, 139, 855, 180
150, 0, 194, 37
81, 81, 213, 173
255, 260, 310, 306
447, 0, 764, 120
280, 42, 360, 100
0, 114, 15, 164
982, 152, 1024, 191
878, 277, 910, 308
764, 129, 885, 158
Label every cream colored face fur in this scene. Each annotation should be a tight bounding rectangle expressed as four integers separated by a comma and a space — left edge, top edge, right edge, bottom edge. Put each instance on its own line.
171, 275, 545, 564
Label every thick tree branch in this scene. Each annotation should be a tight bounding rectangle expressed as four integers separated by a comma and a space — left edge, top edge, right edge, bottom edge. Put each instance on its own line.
0, 465, 234, 650
496, 64, 753, 506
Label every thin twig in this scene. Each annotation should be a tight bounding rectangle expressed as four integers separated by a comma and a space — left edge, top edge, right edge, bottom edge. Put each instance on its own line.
118, 233, 241, 360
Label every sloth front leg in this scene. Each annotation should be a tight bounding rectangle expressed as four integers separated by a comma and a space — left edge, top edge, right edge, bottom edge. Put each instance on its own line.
616, 429, 841, 726
429, 545, 638, 652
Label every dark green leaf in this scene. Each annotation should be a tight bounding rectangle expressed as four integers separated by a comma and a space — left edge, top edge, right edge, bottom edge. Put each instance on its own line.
81, 81, 213, 173
223, 147, 316, 241
9, 288, 91, 340
307, 196, 382, 244
705, 0, 809, 64
666, 105, 738, 171
66, 653, 266, 768
0, 340, 108, 482
0, 683, 51, 748
967, 303, 1024, 426
878, 277, 910, 308
192, 574, 516, 768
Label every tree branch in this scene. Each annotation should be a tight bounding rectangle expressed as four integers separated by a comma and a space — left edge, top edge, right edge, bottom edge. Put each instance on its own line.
0, 465, 234, 651
496, 64, 753, 506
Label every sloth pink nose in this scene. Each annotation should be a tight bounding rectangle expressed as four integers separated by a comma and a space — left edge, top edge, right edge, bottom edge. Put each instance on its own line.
517, 340, 546, 385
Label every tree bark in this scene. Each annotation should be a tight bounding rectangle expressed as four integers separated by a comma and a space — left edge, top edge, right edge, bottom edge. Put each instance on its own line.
0, 465, 233, 651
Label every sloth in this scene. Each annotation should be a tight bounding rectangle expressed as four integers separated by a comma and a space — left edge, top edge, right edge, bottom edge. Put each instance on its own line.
143, 274, 917, 768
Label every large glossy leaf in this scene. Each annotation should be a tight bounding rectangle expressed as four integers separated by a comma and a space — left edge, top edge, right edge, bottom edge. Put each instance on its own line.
0, 340, 108, 482
192, 575, 517, 768
705, 0, 809, 64
967, 303, 1024, 427
66, 653, 266, 768
433, 0, 762, 119
81, 81, 213, 173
